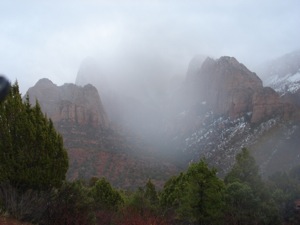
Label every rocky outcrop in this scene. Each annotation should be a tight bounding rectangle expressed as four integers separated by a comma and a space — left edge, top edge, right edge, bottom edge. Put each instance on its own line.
251, 87, 283, 123
258, 50, 300, 95
185, 56, 297, 123
25, 78, 180, 189
26, 78, 109, 128
186, 57, 262, 117
179, 56, 300, 177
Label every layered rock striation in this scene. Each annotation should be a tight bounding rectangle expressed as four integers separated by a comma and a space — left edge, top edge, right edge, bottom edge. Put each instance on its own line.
26, 78, 109, 128
185, 56, 299, 124
179, 56, 300, 176
25, 78, 179, 189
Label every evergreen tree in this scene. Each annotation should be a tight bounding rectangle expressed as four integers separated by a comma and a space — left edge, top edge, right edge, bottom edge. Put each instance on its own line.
269, 169, 300, 224
144, 179, 158, 206
0, 82, 68, 190
160, 173, 186, 212
181, 160, 225, 225
160, 160, 225, 225
225, 181, 260, 224
225, 148, 262, 190
47, 181, 95, 225
89, 177, 123, 211
225, 148, 280, 225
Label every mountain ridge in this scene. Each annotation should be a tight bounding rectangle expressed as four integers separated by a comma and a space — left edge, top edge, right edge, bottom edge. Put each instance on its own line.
26, 80, 179, 189
25, 51, 300, 187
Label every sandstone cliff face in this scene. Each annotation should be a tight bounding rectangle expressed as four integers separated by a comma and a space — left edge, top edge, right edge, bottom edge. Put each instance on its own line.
26, 78, 109, 128
25, 78, 179, 189
185, 56, 296, 124
251, 87, 283, 123
187, 57, 261, 116
257, 50, 300, 121
178, 56, 300, 177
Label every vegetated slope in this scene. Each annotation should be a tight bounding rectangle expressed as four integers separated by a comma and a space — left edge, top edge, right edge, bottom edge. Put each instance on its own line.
26, 79, 179, 189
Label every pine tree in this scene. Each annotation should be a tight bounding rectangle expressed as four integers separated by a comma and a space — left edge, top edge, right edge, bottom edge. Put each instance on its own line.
144, 179, 158, 206
225, 148, 261, 189
182, 160, 225, 225
224, 148, 280, 225
160, 160, 225, 225
0, 82, 68, 190
90, 177, 123, 211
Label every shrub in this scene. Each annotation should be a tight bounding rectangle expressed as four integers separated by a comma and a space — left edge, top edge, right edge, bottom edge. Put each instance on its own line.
45, 181, 95, 225
0, 182, 51, 223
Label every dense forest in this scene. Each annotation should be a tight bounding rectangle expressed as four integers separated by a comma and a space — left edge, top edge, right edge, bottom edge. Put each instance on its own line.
0, 83, 300, 225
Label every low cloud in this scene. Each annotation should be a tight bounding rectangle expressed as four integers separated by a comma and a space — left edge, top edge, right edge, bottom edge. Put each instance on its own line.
0, 0, 299, 93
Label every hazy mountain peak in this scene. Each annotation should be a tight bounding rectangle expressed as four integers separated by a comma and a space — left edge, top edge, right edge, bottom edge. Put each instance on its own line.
259, 50, 300, 95
27, 78, 109, 128
35, 78, 55, 86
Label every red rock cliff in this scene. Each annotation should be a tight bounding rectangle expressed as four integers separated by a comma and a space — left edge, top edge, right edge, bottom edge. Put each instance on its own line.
186, 56, 296, 123
26, 78, 109, 128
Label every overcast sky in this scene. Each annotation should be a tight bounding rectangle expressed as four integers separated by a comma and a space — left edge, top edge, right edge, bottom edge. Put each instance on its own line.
0, 0, 299, 95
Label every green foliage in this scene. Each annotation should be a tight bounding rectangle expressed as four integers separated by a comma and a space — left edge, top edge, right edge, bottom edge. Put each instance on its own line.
127, 187, 147, 214
123, 179, 160, 219
181, 160, 225, 225
160, 173, 186, 212
160, 160, 225, 225
89, 177, 124, 211
225, 148, 262, 190
0, 82, 68, 190
144, 179, 159, 206
225, 181, 260, 224
225, 148, 281, 225
0, 182, 51, 223
268, 170, 300, 224
2, 85, 300, 225
46, 181, 95, 225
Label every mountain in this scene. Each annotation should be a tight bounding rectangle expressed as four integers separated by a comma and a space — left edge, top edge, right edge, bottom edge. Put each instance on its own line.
26, 52, 300, 187
75, 57, 173, 143
163, 56, 300, 176
26, 79, 179, 189
164, 56, 290, 139
259, 50, 300, 94
257, 50, 300, 113
26, 78, 109, 128
74, 54, 300, 178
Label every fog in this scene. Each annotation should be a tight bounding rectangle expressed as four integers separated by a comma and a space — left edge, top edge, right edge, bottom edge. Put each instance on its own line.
0, 0, 300, 95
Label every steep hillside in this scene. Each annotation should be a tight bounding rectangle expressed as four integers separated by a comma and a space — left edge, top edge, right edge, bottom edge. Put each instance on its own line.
27, 78, 109, 128
73, 54, 300, 178
259, 50, 300, 93
26, 79, 179, 189
164, 56, 300, 176
27, 53, 300, 186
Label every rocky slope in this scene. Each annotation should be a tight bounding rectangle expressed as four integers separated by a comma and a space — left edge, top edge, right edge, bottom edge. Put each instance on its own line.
158, 55, 300, 177
73, 54, 300, 178
258, 50, 300, 115
258, 50, 300, 93
26, 78, 109, 128
26, 79, 179, 189
185, 56, 295, 123
27, 52, 300, 186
